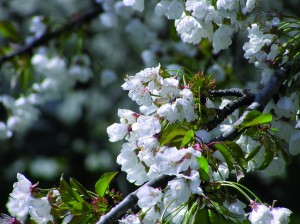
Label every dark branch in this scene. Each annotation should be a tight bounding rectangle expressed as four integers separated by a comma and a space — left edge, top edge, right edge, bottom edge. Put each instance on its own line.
213, 62, 294, 141
207, 89, 245, 98
206, 93, 255, 131
98, 174, 174, 224
0, 6, 103, 65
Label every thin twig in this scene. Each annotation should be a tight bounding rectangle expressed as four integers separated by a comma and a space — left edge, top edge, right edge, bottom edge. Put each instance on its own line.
207, 89, 245, 98
0, 6, 103, 65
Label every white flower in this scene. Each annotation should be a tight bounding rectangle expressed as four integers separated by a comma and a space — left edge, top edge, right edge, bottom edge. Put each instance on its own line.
6, 197, 30, 222
157, 103, 177, 123
213, 25, 234, 53
123, 0, 144, 12
29, 197, 53, 224
211, 162, 229, 181
246, 0, 258, 12
175, 16, 203, 44
243, 24, 276, 67
137, 186, 162, 208
217, 0, 237, 10
271, 207, 292, 224
249, 203, 273, 224
9, 173, 33, 208
155, 0, 184, 19
107, 123, 129, 142
167, 178, 191, 204
186, 0, 210, 19
135, 64, 161, 84
117, 143, 148, 185
195, 130, 211, 143
224, 199, 246, 221
160, 77, 180, 99
118, 214, 141, 224
118, 109, 138, 124
0, 122, 12, 140
122, 78, 152, 106
131, 115, 161, 138
176, 170, 203, 195
155, 146, 200, 175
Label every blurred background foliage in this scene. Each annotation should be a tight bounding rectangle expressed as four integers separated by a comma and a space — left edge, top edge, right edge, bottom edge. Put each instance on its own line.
0, 0, 299, 222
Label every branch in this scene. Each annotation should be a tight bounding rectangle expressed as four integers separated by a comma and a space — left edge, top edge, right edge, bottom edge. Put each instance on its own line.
213, 62, 294, 141
207, 89, 245, 97
98, 174, 174, 224
206, 92, 255, 131
0, 6, 103, 65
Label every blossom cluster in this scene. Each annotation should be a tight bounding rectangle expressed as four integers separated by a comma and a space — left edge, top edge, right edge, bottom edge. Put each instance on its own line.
123, 0, 259, 53
106, 64, 293, 223
6, 173, 54, 223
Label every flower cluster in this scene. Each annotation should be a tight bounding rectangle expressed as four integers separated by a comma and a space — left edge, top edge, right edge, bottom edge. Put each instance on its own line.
107, 64, 293, 223
249, 201, 292, 224
243, 19, 280, 68
6, 173, 53, 223
123, 0, 259, 53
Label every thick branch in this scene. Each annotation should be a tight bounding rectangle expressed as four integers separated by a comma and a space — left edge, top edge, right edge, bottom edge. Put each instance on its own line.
206, 93, 255, 131
98, 174, 173, 224
0, 6, 103, 65
213, 63, 293, 141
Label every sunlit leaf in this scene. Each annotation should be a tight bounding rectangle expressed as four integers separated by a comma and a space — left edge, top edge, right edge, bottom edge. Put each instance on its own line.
238, 110, 272, 130
159, 123, 188, 146
180, 130, 194, 148
95, 172, 118, 197
197, 156, 210, 182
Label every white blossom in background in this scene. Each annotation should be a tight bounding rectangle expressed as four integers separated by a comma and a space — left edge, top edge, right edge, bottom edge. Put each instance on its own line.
154, 0, 184, 19
213, 25, 235, 53
123, 0, 144, 12
175, 15, 205, 45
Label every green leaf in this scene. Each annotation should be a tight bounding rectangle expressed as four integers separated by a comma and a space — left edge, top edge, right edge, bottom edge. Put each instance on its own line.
185, 201, 199, 224
208, 209, 224, 224
259, 134, 277, 170
0, 20, 20, 42
197, 156, 210, 182
60, 176, 84, 203
238, 110, 272, 130
70, 178, 91, 199
192, 207, 210, 224
213, 143, 234, 171
160, 123, 188, 146
245, 145, 262, 162
95, 172, 118, 197
223, 141, 247, 170
180, 130, 194, 148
